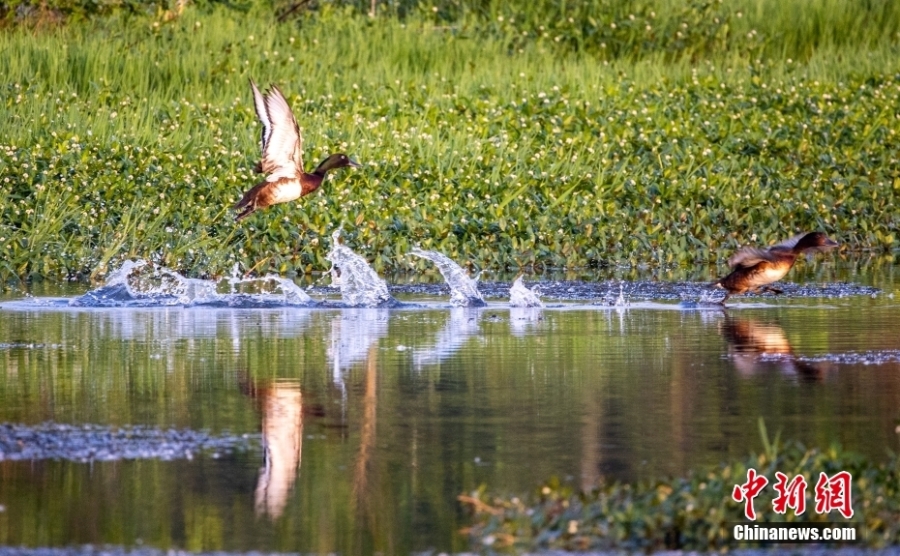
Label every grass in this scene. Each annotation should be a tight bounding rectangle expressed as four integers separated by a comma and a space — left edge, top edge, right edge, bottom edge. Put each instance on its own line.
0, 1, 899, 282
460, 423, 900, 550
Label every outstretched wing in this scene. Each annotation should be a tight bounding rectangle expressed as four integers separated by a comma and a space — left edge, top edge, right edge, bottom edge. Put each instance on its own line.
772, 233, 808, 250
250, 80, 271, 154
727, 247, 777, 269
260, 85, 304, 182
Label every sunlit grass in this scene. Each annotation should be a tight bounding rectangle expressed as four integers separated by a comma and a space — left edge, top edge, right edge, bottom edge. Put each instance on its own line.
1, 4, 899, 281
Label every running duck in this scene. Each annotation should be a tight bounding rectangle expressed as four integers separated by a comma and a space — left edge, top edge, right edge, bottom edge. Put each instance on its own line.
714, 232, 838, 302
234, 80, 359, 221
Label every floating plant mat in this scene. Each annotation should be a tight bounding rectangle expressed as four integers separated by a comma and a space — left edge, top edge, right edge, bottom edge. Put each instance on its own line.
760, 350, 900, 366
0, 423, 258, 462
366, 280, 881, 303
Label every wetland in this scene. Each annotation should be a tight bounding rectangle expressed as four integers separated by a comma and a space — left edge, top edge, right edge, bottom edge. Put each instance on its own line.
3, 0, 900, 552
1, 260, 898, 553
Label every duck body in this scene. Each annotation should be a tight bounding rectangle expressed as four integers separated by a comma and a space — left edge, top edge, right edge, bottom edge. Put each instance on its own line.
714, 232, 838, 301
234, 81, 359, 221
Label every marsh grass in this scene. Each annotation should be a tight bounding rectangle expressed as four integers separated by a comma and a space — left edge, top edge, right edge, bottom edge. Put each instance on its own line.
1, 3, 899, 281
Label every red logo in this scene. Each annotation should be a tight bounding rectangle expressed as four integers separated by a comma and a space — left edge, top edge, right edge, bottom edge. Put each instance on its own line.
772, 471, 807, 515
732, 469, 854, 520
732, 468, 769, 520
814, 471, 854, 519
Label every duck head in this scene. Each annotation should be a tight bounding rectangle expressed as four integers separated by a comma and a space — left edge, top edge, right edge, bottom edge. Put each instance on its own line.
794, 232, 839, 253
314, 153, 360, 174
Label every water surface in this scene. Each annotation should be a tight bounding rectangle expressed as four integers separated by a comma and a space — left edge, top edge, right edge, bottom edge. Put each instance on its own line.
1, 264, 898, 553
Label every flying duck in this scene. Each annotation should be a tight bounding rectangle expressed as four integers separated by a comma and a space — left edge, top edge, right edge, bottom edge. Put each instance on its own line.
234, 80, 359, 221
714, 232, 839, 302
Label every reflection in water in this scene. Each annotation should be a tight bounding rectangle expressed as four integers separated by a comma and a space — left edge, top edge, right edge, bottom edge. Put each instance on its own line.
0, 308, 313, 345
250, 380, 304, 519
413, 309, 481, 369
509, 307, 543, 337
328, 310, 389, 403
720, 316, 832, 381
353, 345, 379, 522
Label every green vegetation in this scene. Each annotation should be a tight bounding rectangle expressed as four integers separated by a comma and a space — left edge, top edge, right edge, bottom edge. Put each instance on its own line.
1, 0, 899, 282
461, 425, 900, 551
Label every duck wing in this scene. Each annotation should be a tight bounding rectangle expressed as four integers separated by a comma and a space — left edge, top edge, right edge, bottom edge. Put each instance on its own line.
772, 233, 808, 250
727, 246, 777, 268
258, 84, 304, 182
250, 80, 271, 154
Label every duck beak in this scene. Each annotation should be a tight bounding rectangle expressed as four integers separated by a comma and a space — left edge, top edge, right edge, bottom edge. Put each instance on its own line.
348, 158, 361, 168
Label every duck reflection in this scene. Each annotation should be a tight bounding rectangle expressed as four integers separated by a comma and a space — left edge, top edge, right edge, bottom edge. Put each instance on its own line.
413, 308, 481, 369
246, 379, 304, 519
720, 316, 831, 381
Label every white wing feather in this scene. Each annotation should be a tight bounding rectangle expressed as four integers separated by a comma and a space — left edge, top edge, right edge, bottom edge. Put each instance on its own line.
258, 85, 304, 182
250, 80, 272, 153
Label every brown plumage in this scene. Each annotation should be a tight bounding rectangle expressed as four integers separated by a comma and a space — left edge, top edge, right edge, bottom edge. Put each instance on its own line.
714, 232, 839, 302
234, 80, 359, 221
720, 317, 831, 381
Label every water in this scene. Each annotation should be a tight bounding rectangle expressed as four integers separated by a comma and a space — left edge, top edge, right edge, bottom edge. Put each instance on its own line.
68, 259, 315, 308
408, 247, 485, 306
326, 230, 396, 307
508, 275, 543, 308
0, 258, 899, 553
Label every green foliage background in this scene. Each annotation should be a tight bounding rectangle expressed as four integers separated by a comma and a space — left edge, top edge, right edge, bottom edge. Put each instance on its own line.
1, 0, 899, 281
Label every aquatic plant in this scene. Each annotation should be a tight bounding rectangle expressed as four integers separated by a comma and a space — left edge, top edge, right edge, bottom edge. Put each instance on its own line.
461, 439, 900, 550
0, 4, 899, 283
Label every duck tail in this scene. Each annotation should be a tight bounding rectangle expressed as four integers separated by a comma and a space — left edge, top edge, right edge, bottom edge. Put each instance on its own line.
233, 191, 256, 221
234, 204, 255, 221
233, 179, 268, 221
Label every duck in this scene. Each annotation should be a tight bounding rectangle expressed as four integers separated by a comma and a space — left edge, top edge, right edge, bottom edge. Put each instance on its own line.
714, 232, 839, 302
234, 80, 359, 221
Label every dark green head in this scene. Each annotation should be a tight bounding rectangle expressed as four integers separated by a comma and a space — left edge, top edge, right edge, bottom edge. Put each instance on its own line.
313, 153, 360, 175
794, 232, 839, 253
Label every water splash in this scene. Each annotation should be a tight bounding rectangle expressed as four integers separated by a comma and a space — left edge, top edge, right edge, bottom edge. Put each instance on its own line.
698, 287, 727, 304
594, 282, 631, 308
509, 275, 543, 308
326, 230, 395, 307
409, 248, 485, 307
613, 283, 629, 307
70, 260, 315, 308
